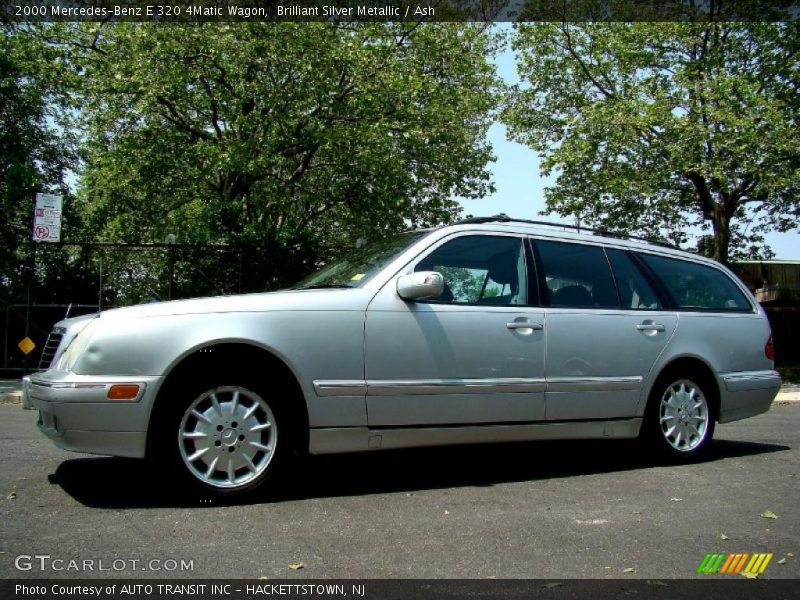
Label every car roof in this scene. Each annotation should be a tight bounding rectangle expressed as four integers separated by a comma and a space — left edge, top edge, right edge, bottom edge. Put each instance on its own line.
423, 216, 718, 266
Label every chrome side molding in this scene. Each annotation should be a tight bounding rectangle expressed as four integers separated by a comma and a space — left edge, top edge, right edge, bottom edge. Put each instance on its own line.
313, 376, 643, 397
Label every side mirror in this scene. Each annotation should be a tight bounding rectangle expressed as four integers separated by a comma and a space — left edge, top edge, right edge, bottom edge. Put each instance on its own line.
397, 271, 444, 301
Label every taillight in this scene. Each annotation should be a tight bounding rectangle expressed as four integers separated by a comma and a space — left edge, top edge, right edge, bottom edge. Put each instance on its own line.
765, 335, 775, 361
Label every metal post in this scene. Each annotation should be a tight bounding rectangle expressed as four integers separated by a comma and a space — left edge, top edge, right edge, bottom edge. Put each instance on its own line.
168, 244, 175, 300
98, 253, 103, 312
238, 248, 243, 294
23, 239, 36, 376
3, 306, 9, 369
22, 191, 41, 375
165, 233, 176, 300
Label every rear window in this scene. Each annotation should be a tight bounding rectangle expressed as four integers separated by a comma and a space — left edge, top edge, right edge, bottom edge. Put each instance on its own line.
639, 254, 752, 312
536, 240, 619, 308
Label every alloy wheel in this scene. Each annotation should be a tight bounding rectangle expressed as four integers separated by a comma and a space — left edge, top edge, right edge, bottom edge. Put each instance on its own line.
658, 379, 709, 453
178, 386, 277, 489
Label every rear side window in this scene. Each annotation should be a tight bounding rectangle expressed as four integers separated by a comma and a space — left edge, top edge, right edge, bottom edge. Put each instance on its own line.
639, 254, 752, 312
607, 249, 662, 310
536, 240, 619, 308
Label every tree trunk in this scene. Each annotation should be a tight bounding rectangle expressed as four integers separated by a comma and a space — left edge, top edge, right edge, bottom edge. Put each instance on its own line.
686, 172, 732, 264
711, 207, 730, 265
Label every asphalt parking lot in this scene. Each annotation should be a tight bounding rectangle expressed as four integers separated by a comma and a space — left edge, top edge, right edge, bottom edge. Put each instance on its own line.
0, 402, 798, 580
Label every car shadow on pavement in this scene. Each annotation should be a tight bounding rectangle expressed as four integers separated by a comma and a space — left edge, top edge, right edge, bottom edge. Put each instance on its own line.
49, 437, 789, 509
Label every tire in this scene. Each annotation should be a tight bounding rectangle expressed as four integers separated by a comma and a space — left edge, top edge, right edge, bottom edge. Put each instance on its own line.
159, 378, 285, 497
642, 370, 716, 460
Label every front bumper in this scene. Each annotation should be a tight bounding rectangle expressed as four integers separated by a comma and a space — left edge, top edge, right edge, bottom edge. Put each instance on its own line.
27, 372, 164, 458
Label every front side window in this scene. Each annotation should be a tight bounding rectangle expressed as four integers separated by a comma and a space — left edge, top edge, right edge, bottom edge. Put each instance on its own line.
639, 254, 752, 312
536, 240, 619, 308
414, 235, 527, 305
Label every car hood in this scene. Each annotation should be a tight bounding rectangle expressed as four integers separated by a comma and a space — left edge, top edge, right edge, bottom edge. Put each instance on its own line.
93, 288, 373, 320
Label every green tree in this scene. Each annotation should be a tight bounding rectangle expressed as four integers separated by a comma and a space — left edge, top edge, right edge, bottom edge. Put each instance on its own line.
0, 26, 80, 303
62, 22, 499, 294
504, 22, 800, 263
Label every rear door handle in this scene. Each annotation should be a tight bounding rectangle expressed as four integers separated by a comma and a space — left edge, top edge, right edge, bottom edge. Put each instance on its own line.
636, 323, 665, 332
506, 321, 544, 331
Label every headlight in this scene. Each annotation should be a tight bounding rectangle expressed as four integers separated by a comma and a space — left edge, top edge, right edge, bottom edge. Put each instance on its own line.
56, 318, 99, 372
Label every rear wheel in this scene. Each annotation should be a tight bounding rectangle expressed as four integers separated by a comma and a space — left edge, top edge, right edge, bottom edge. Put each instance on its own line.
643, 372, 716, 460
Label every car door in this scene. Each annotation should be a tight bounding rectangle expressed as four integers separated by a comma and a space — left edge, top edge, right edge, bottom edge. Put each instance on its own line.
364, 232, 546, 427
532, 239, 678, 421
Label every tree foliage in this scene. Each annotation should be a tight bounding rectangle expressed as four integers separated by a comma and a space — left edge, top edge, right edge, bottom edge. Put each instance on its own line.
504, 22, 800, 262
0, 26, 79, 302
57, 22, 499, 292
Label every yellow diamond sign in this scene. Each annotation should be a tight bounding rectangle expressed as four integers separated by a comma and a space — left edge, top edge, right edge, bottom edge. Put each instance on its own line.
18, 337, 35, 355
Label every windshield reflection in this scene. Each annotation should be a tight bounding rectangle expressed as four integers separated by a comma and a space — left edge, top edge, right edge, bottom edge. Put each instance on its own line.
294, 231, 428, 290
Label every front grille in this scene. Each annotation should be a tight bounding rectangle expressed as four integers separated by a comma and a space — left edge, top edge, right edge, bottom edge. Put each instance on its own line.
39, 327, 66, 370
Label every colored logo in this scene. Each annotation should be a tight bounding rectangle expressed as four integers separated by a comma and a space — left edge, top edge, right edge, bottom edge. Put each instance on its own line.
697, 553, 773, 575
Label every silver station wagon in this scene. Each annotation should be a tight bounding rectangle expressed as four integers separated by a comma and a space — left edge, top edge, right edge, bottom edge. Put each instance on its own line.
26, 216, 782, 496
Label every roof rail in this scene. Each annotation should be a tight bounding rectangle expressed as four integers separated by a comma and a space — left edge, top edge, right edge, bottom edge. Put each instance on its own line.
454, 214, 681, 250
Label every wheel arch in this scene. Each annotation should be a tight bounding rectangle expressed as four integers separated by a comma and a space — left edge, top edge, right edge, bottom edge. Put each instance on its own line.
146, 340, 310, 458
644, 354, 722, 421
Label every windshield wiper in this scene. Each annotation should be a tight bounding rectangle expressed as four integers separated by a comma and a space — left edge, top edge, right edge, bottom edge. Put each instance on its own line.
299, 283, 353, 290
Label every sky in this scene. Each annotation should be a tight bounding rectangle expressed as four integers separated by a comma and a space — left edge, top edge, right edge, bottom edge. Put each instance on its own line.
457, 28, 800, 260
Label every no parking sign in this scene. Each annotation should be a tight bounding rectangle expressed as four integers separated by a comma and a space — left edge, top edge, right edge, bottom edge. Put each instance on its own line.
32, 193, 63, 242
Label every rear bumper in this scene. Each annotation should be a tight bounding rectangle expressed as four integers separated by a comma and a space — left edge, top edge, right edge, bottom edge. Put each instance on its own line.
28, 372, 163, 458
719, 370, 782, 424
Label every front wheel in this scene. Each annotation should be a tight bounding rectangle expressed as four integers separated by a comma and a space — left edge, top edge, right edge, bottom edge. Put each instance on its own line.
175, 385, 280, 495
643, 374, 716, 460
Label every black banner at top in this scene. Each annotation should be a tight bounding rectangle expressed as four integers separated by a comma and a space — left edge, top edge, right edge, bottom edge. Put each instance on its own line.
2, 0, 799, 22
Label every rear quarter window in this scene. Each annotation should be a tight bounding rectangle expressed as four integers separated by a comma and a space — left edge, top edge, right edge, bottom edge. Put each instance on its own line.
606, 249, 662, 310
639, 253, 752, 312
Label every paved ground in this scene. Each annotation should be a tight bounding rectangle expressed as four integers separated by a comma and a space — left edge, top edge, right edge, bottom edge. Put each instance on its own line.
0, 402, 798, 580
779, 384, 800, 401
0, 380, 23, 402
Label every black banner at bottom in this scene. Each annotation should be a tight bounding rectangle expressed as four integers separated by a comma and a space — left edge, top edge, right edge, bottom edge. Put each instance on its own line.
4, 579, 800, 600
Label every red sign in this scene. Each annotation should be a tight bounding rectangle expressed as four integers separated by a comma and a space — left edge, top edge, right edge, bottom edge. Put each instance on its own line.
32, 193, 62, 242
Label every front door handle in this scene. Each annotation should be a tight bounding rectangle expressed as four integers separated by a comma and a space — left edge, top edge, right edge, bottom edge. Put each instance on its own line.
506, 321, 544, 331
636, 323, 666, 332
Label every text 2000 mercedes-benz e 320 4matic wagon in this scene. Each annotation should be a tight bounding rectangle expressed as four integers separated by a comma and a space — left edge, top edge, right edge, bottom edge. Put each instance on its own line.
25, 216, 781, 496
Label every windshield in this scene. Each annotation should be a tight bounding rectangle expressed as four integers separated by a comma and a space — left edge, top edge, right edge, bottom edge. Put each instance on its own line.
294, 231, 429, 290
